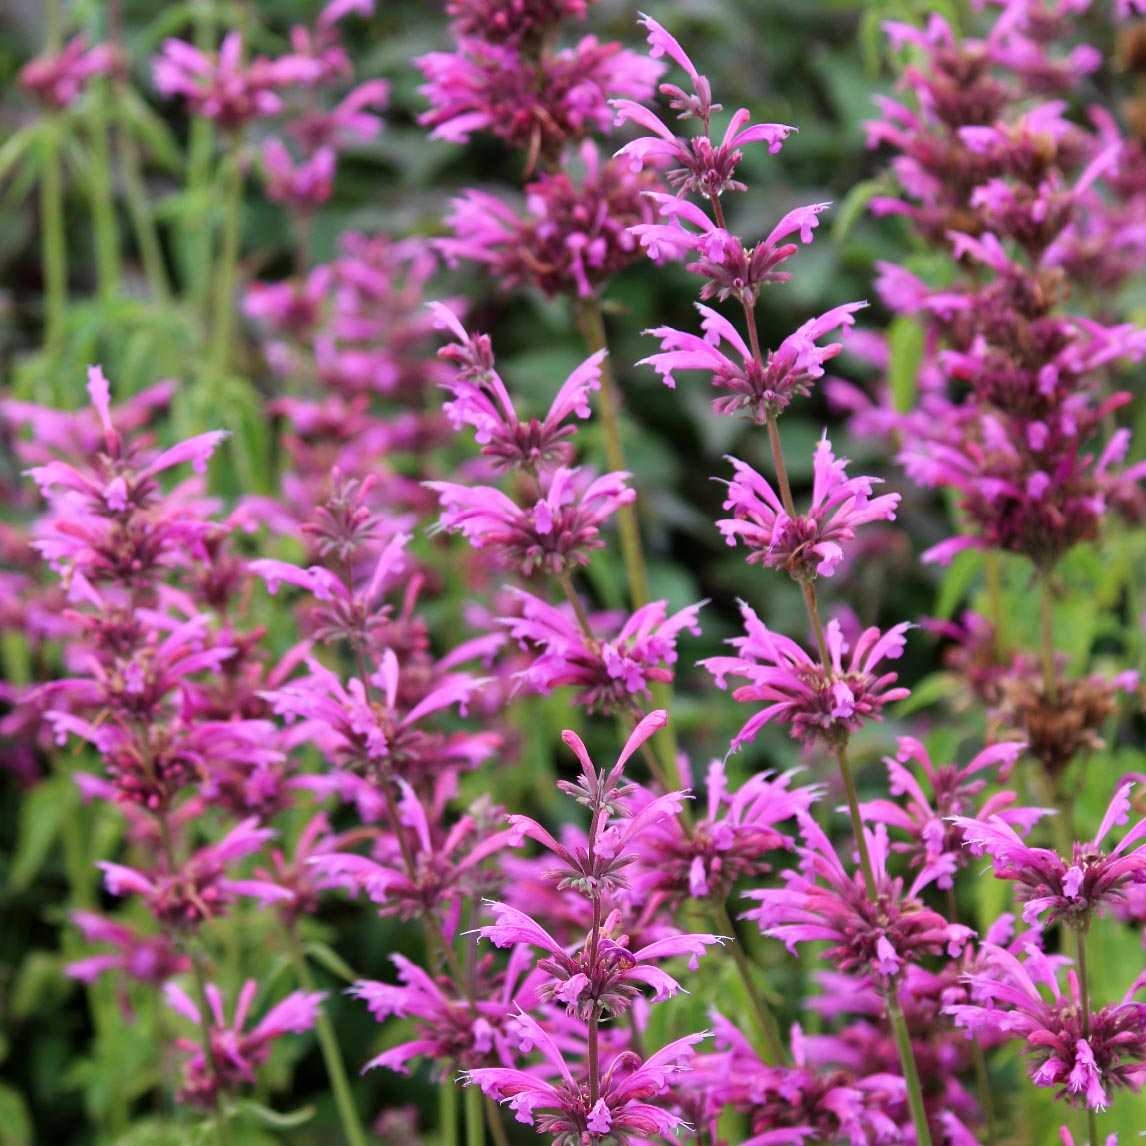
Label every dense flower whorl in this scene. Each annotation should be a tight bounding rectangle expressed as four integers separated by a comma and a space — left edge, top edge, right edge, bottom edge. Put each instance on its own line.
701, 602, 911, 750
426, 467, 635, 577
948, 944, 1146, 1111
717, 435, 900, 582
952, 781, 1146, 930
745, 817, 973, 981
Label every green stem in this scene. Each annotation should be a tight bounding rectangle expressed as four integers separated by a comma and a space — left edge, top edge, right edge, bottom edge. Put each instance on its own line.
107, 0, 171, 304
464, 1083, 485, 1146
887, 990, 933, 1146
189, 952, 235, 1146
712, 901, 786, 1065
86, 73, 121, 302
184, 3, 218, 310
41, 115, 67, 358
970, 1030, 999, 1146
573, 297, 650, 608
984, 551, 1007, 662
442, 1073, 459, 1146
285, 926, 370, 1146
1077, 932, 1102, 1145
1039, 574, 1058, 706
207, 137, 246, 391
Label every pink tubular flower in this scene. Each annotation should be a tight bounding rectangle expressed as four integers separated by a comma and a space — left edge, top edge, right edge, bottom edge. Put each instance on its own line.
951, 781, 1146, 930
717, 435, 900, 581
19, 36, 115, 109
437, 141, 662, 298
859, 735, 1043, 885
164, 978, 326, 1108
630, 760, 820, 904
947, 943, 1146, 1111
260, 140, 336, 208
639, 301, 867, 422
417, 35, 661, 164
66, 911, 189, 986
612, 14, 792, 199
433, 303, 603, 471
426, 466, 635, 576
745, 816, 973, 981
153, 33, 323, 127
480, 900, 723, 1019
701, 602, 911, 750
502, 588, 703, 714
351, 948, 533, 1074
465, 1010, 707, 1139
97, 817, 291, 930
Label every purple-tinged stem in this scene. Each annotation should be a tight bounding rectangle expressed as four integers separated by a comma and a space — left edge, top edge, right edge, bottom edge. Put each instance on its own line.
1077, 932, 1101, 1146
585, 804, 605, 1106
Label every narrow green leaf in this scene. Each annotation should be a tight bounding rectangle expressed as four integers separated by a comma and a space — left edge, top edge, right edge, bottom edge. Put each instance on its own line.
887, 314, 925, 414
303, 940, 361, 985
232, 1099, 316, 1129
0, 1082, 33, 1146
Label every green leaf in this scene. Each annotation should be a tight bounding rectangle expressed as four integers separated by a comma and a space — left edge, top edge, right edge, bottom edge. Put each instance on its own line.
887, 314, 925, 414
232, 1099, 316, 1129
894, 671, 955, 717
303, 940, 361, 985
831, 179, 883, 242
935, 547, 982, 621
0, 1082, 33, 1146
8, 774, 71, 892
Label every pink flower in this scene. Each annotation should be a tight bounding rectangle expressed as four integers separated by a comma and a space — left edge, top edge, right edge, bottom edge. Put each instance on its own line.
640, 301, 867, 422
951, 781, 1146, 930
746, 816, 973, 981
717, 436, 900, 581
417, 36, 661, 164
437, 141, 661, 297
630, 759, 819, 904
701, 602, 911, 750
260, 141, 336, 208
947, 944, 1146, 1110
859, 735, 1043, 885
153, 34, 324, 127
98, 817, 291, 930
426, 466, 635, 576
480, 900, 723, 1019
352, 949, 534, 1074
66, 911, 189, 986
503, 588, 702, 713
465, 1010, 707, 1138
434, 303, 603, 470
165, 978, 325, 1108
612, 15, 791, 199
19, 36, 116, 109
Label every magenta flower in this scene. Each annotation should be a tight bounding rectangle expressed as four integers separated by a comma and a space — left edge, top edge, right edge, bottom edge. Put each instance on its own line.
444, 0, 589, 47
426, 466, 635, 577
433, 302, 603, 470
951, 781, 1146, 930
165, 978, 326, 1108
19, 36, 115, 109
417, 35, 661, 163
503, 588, 702, 714
717, 435, 900, 581
698, 1012, 902, 1145
66, 911, 189, 986
947, 943, 1146, 1110
310, 780, 514, 922
465, 1010, 707, 1138
97, 817, 291, 929
437, 141, 661, 297
745, 816, 973, 981
262, 648, 493, 783
480, 900, 723, 1019
352, 949, 534, 1074
632, 194, 831, 303
640, 301, 867, 422
153, 34, 323, 127
859, 735, 1043, 885
701, 602, 911, 750
260, 141, 336, 208
630, 759, 819, 905
612, 14, 792, 199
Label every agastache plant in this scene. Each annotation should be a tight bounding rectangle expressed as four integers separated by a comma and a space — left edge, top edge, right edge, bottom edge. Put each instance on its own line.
619, 14, 941, 1141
